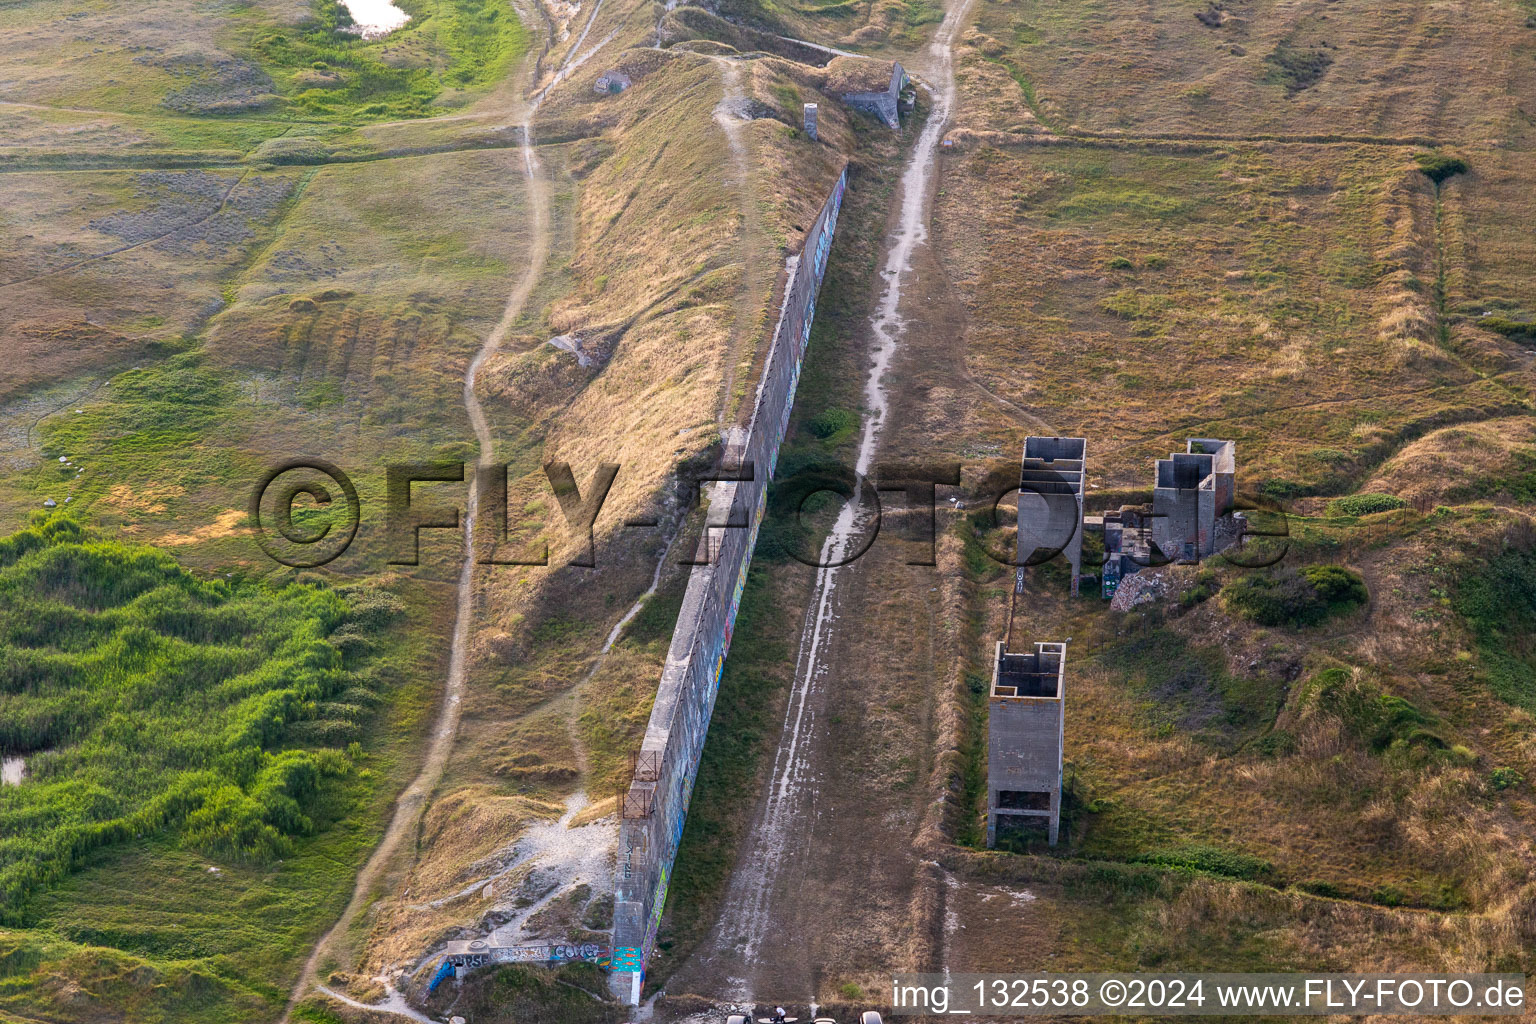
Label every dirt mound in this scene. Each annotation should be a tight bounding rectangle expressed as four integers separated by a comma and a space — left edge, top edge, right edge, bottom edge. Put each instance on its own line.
1364, 418, 1536, 509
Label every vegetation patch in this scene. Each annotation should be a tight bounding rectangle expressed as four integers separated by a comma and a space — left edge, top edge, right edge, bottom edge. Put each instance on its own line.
249, 0, 528, 120
1108, 624, 1281, 748
0, 515, 394, 918
1416, 153, 1469, 185
1222, 564, 1367, 628
1135, 843, 1277, 884
1454, 548, 1536, 710
1263, 41, 1334, 94
1478, 316, 1536, 342
1328, 493, 1408, 517
1301, 667, 1444, 753
807, 406, 860, 446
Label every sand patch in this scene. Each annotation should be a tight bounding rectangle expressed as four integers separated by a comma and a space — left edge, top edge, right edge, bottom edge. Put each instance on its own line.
156, 508, 247, 546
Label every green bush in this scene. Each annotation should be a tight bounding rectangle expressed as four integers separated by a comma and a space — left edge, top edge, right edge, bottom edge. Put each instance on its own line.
1490, 767, 1525, 791
1415, 153, 1469, 185
1479, 316, 1536, 342
0, 516, 388, 917
1252, 728, 1296, 757
1371, 884, 1406, 907
1223, 564, 1367, 628
807, 407, 860, 443
1454, 550, 1536, 710
1260, 478, 1306, 500
1179, 568, 1220, 608
1305, 667, 1440, 752
1328, 493, 1408, 517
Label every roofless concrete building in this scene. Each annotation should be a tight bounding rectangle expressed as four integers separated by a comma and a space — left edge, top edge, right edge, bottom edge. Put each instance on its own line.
1018, 436, 1087, 595
1151, 438, 1236, 563
986, 639, 1066, 847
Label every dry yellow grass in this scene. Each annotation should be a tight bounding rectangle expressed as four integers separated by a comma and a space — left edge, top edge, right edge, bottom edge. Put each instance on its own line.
907, 0, 1536, 981
1363, 417, 1536, 508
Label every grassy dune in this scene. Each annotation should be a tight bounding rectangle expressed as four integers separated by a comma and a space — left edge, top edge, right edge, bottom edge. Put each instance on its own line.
0, 515, 445, 1022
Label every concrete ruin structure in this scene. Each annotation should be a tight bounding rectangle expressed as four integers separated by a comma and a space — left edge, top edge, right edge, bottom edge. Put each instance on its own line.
823, 57, 908, 129
1018, 436, 1087, 596
1092, 505, 1154, 601
986, 640, 1066, 847
608, 166, 850, 1005
594, 70, 631, 94
1151, 438, 1236, 563
1081, 437, 1239, 598
803, 102, 819, 141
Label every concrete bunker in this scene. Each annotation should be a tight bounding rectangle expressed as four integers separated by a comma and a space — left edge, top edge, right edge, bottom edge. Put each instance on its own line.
594, 70, 632, 94
987, 640, 1067, 846
822, 57, 909, 129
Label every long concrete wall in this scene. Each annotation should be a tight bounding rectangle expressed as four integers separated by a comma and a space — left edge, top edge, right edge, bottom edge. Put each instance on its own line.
609, 165, 849, 1003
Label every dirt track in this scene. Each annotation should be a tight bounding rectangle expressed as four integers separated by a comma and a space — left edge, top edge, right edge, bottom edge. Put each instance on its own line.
281, 8, 559, 1017
665, 0, 978, 1007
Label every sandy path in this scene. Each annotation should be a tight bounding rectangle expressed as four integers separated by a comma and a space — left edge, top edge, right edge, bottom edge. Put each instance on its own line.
672, 0, 975, 1004
281, 3, 564, 1017
711, 58, 772, 425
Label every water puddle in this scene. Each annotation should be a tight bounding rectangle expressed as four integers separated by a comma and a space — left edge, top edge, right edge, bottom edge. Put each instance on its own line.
2, 756, 25, 786
340, 0, 411, 39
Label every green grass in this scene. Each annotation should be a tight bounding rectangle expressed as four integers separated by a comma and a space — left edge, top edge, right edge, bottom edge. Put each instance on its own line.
1454, 548, 1536, 710
248, 0, 528, 121
0, 514, 403, 915
1108, 623, 1283, 749
1222, 564, 1368, 629
1134, 843, 1278, 884
40, 357, 230, 460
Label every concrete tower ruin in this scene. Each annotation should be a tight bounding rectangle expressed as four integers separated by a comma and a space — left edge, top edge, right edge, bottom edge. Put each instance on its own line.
986, 639, 1066, 847
1018, 436, 1087, 595
1151, 438, 1235, 562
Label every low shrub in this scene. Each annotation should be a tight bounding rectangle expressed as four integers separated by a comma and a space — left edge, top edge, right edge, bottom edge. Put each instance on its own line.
1136, 843, 1277, 884
1328, 493, 1407, 517
807, 406, 860, 443
1264, 41, 1333, 93
0, 515, 389, 917
1179, 568, 1220, 608
1480, 316, 1536, 342
1305, 667, 1440, 752
1223, 564, 1367, 628
1415, 153, 1469, 185
1490, 767, 1525, 791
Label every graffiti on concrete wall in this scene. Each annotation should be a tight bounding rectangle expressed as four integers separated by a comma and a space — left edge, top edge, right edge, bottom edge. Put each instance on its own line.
609, 164, 850, 1000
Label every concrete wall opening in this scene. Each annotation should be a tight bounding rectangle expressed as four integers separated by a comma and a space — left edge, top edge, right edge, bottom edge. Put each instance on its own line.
997, 789, 1052, 811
